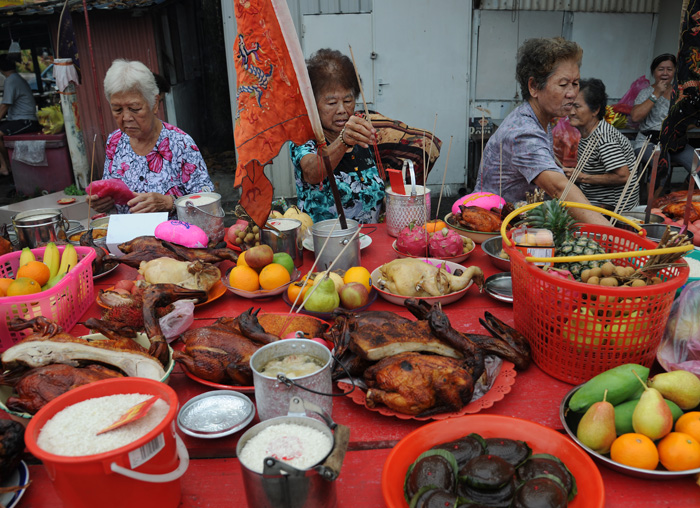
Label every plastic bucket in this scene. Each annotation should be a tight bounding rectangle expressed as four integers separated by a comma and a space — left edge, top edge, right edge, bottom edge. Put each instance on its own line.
175, 192, 225, 245
311, 219, 360, 272
25, 378, 188, 508
251, 339, 333, 422
262, 218, 304, 268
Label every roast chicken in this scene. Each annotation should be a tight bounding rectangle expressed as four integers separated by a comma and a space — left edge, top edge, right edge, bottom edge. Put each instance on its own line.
376, 259, 484, 297
117, 236, 238, 268
455, 205, 504, 232
662, 201, 700, 222
327, 300, 531, 416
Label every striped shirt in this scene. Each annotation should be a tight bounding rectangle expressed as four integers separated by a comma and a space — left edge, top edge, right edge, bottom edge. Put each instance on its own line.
578, 120, 639, 211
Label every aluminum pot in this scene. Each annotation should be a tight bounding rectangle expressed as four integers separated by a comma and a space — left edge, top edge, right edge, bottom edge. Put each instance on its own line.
174, 192, 225, 245
236, 397, 349, 508
262, 218, 304, 268
11, 208, 81, 248
310, 219, 360, 272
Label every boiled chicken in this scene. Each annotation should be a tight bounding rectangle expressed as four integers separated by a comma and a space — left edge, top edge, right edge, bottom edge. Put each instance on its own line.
138, 257, 221, 292
376, 258, 484, 297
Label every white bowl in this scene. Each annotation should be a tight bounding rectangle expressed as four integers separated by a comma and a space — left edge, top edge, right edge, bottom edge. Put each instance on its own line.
371, 258, 475, 306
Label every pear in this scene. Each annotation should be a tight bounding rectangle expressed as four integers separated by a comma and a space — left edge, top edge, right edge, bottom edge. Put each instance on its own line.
632, 370, 673, 441
647, 370, 700, 410
304, 276, 339, 313
576, 389, 617, 454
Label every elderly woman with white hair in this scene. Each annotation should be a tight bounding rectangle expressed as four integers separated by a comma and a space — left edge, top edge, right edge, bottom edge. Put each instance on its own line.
89, 59, 213, 214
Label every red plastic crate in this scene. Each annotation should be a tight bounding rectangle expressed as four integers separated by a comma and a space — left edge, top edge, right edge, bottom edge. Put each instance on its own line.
0, 245, 96, 348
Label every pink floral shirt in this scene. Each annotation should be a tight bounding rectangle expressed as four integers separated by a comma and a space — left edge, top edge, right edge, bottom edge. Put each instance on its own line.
103, 122, 213, 214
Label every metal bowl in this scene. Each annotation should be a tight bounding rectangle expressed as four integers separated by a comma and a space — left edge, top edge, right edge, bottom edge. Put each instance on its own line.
481, 236, 511, 271
641, 224, 694, 244
616, 211, 665, 233
560, 385, 700, 479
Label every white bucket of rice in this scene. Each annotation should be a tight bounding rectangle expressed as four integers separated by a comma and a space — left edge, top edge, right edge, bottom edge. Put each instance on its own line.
25, 378, 187, 508
235, 397, 350, 508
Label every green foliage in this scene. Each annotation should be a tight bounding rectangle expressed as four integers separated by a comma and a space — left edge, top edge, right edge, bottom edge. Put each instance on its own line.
64, 184, 86, 196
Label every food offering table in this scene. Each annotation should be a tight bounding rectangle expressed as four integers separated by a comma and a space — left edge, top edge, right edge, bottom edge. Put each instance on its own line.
10, 223, 700, 507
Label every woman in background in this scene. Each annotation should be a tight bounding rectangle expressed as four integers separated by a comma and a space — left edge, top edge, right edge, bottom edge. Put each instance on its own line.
90, 59, 212, 215
566, 78, 638, 211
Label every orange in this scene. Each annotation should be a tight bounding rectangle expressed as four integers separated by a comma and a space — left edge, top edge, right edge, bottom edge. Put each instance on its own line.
343, 266, 372, 292
237, 251, 249, 267
16, 260, 51, 286
609, 433, 659, 470
259, 263, 291, 291
6, 277, 42, 296
657, 432, 700, 471
0, 278, 13, 295
675, 411, 700, 443
287, 278, 312, 303
228, 265, 259, 292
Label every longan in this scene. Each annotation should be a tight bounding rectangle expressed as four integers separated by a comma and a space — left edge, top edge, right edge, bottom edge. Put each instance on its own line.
589, 267, 603, 278
614, 266, 628, 278
581, 269, 591, 282
631, 279, 647, 287
587, 276, 600, 285
601, 262, 615, 277
600, 277, 619, 287
624, 266, 636, 276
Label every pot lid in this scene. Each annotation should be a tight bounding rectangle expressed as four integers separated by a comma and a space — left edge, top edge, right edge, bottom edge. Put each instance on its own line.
177, 390, 255, 439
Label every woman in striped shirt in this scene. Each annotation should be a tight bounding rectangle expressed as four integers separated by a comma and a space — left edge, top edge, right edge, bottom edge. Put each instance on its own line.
566, 78, 639, 211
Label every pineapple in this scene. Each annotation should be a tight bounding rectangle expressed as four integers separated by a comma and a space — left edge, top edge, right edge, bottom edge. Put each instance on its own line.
522, 200, 606, 279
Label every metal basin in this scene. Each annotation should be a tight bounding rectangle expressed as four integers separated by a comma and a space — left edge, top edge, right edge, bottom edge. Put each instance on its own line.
641, 223, 694, 244
481, 236, 511, 271
616, 211, 665, 233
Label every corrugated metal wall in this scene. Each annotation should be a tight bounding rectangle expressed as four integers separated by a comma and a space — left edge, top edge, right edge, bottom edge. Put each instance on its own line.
49, 10, 159, 178
479, 0, 659, 12
299, 0, 372, 14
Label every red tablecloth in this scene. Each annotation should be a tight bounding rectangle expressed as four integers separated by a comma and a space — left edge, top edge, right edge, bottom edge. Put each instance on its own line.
10, 224, 700, 507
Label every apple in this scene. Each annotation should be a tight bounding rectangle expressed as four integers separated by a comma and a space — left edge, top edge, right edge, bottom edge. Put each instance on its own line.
339, 282, 370, 309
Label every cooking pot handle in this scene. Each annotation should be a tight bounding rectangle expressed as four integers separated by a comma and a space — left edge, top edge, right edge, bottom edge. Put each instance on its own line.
401, 159, 417, 196
316, 424, 350, 481
109, 433, 189, 483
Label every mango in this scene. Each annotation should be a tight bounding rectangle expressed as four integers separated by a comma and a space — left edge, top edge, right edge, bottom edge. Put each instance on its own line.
568, 363, 649, 413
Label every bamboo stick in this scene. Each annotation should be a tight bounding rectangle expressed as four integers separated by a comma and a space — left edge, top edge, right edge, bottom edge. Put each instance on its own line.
435, 136, 454, 223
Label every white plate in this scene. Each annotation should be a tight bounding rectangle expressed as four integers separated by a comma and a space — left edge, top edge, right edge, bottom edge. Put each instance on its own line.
303, 234, 372, 252
371, 258, 475, 306
0, 460, 29, 508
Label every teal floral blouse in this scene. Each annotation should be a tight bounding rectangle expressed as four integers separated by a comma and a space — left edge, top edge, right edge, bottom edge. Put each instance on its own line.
290, 140, 385, 224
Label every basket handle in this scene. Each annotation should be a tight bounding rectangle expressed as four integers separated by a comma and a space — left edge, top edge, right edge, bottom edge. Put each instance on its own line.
500, 201, 693, 264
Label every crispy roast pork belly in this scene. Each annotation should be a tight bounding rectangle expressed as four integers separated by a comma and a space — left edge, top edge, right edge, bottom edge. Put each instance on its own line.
1, 334, 166, 380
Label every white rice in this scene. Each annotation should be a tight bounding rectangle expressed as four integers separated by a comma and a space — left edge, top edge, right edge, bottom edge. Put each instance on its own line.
37, 393, 169, 457
686, 256, 700, 278
239, 423, 332, 474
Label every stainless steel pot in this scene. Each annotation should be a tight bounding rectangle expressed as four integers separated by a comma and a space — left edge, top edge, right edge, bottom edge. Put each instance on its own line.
174, 192, 225, 245
11, 208, 81, 248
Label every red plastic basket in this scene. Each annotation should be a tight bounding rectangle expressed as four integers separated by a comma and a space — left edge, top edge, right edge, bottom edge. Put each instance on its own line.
0, 246, 96, 348
503, 224, 688, 385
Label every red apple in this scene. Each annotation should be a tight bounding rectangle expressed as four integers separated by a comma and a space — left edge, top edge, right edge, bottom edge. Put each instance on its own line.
339, 282, 370, 309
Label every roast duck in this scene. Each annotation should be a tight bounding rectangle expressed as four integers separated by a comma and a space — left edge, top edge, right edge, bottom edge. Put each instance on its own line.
326, 299, 530, 416
173, 310, 329, 385
653, 190, 700, 222
80, 228, 118, 277
453, 204, 514, 232
0, 284, 206, 414
116, 236, 238, 268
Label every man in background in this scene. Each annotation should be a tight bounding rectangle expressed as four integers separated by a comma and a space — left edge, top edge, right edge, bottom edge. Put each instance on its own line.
0, 55, 40, 176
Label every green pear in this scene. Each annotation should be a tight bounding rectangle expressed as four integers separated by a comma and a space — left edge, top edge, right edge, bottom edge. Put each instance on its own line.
648, 370, 700, 410
632, 371, 673, 440
304, 276, 339, 313
576, 390, 617, 454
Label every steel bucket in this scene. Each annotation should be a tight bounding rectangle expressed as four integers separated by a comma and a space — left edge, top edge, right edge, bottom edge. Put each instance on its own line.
310, 219, 360, 272
251, 339, 333, 422
174, 192, 225, 246
11, 208, 80, 248
236, 397, 349, 508
385, 160, 431, 237
262, 218, 304, 268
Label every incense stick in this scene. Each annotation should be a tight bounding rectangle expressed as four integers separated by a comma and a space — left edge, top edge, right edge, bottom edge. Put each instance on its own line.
610, 142, 657, 226
435, 136, 454, 224
86, 133, 97, 229
560, 132, 599, 202
499, 141, 503, 199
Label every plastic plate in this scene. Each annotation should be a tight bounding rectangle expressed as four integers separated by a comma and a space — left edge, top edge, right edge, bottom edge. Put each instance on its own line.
0, 460, 29, 508
382, 415, 604, 508
222, 268, 300, 299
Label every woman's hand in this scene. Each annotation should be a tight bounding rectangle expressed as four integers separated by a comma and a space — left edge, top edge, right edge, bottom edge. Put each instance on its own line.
562, 167, 577, 180
653, 78, 672, 98
340, 115, 377, 149
88, 195, 115, 214
127, 192, 174, 213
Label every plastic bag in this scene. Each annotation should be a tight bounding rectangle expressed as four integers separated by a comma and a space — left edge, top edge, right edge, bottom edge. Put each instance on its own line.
159, 299, 195, 342
612, 75, 650, 125
86, 179, 135, 205
657, 280, 700, 375
552, 117, 580, 168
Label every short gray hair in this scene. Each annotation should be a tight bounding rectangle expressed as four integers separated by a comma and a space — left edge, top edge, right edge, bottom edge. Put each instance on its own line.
103, 59, 159, 108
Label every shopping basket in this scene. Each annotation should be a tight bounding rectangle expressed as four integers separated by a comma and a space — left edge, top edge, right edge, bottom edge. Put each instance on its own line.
0, 245, 96, 348
501, 202, 691, 384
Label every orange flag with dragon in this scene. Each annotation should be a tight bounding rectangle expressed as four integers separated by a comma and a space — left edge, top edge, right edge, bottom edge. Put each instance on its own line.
233, 0, 321, 227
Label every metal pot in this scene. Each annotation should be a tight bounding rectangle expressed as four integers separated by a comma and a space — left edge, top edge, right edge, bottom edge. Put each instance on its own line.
615, 211, 665, 233
174, 192, 225, 245
11, 208, 81, 248
641, 224, 694, 244
236, 397, 349, 508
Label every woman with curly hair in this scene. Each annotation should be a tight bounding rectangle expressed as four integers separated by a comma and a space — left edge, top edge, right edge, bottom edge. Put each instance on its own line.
474, 37, 607, 225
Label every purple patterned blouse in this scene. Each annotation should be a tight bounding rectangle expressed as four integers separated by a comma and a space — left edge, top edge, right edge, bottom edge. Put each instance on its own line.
102, 122, 214, 214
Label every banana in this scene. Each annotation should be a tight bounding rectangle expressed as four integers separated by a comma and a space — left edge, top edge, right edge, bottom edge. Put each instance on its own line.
58, 244, 78, 274
43, 242, 60, 278
19, 247, 35, 267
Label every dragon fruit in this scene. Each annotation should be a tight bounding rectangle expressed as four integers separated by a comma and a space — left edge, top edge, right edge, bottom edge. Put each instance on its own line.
428, 228, 465, 258
396, 222, 429, 256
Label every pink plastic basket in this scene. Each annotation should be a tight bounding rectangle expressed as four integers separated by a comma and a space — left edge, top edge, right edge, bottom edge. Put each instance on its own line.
0, 246, 96, 348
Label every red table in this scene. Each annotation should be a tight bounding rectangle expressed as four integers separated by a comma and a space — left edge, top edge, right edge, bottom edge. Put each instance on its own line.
11, 224, 700, 507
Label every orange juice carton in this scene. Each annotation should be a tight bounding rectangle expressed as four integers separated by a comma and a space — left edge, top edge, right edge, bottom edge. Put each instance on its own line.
512, 226, 555, 266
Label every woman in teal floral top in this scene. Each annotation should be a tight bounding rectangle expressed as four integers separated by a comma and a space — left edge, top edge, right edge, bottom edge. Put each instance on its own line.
290, 49, 385, 224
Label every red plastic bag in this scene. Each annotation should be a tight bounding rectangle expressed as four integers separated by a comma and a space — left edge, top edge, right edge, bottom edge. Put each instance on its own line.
613, 75, 650, 126
552, 117, 580, 168
86, 179, 135, 205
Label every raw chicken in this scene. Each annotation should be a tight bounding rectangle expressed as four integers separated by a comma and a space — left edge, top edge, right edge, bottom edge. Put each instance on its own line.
376, 258, 484, 297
